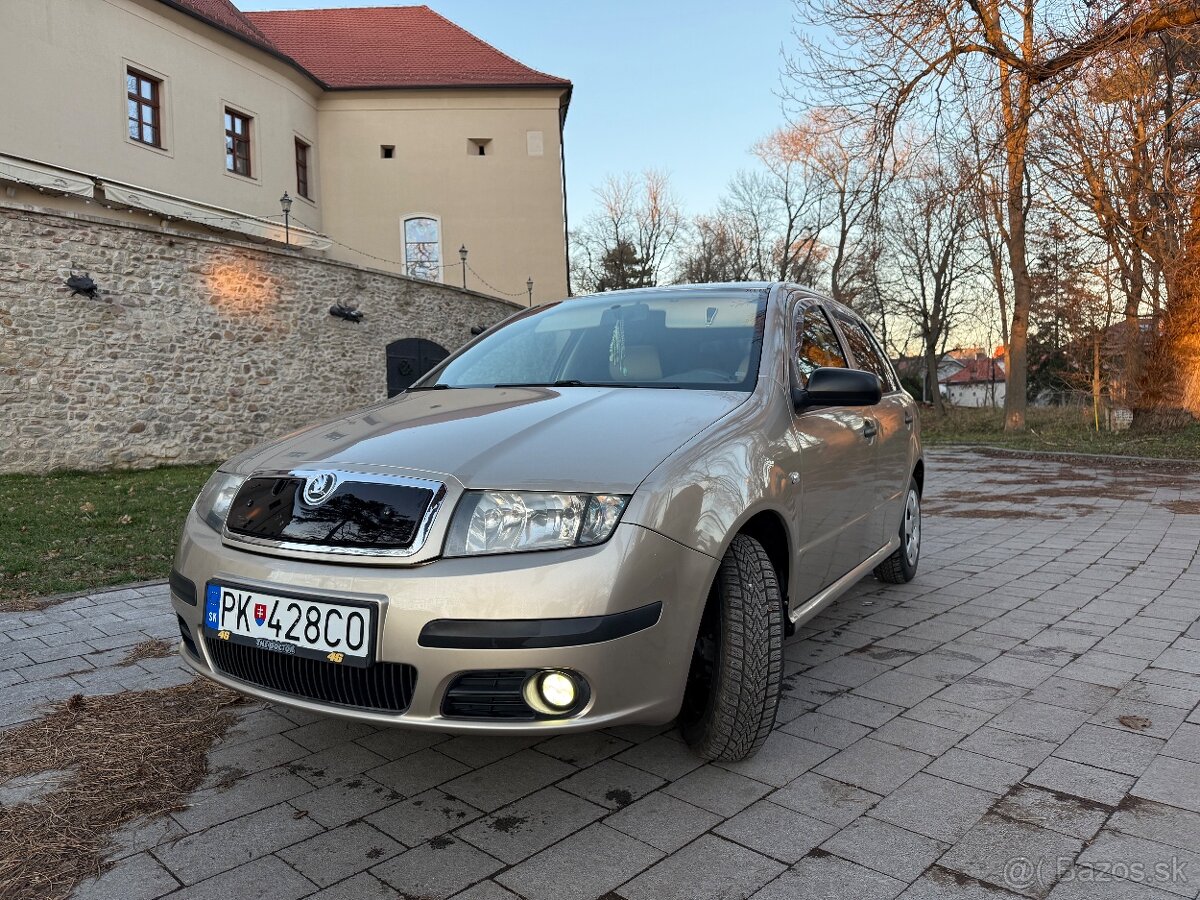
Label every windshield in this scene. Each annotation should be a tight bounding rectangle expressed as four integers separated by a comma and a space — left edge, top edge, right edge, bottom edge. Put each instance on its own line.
419, 290, 769, 391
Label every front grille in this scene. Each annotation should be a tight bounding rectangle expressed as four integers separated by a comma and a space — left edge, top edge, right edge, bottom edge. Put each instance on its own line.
442, 670, 536, 720
207, 638, 417, 713
226, 475, 436, 551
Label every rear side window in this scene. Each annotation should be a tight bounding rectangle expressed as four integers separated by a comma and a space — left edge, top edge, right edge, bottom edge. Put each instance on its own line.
837, 316, 898, 392
795, 305, 847, 386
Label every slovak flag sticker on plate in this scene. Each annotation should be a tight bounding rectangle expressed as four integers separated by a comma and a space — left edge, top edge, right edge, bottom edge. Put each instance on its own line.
254, 603, 268, 626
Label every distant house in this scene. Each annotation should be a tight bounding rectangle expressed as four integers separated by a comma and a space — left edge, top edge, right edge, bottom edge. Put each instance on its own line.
0, 0, 572, 302
894, 353, 968, 402
942, 354, 1006, 408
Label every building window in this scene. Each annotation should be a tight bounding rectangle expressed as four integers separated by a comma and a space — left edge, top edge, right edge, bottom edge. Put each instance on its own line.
468, 138, 491, 156
224, 109, 252, 177
403, 217, 441, 281
127, 69, 162, 148
381, 145, 395, 159
295, 139, 311, 199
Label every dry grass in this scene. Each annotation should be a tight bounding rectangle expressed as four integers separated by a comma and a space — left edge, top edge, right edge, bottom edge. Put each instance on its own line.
937, 486, 1146, 503
117, 638, 175, 668
924, 505, 1065, 520
0, 682, 242, 900
921, 407, 1200, 460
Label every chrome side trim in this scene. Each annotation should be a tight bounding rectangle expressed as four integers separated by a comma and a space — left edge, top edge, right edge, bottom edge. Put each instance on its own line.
221, 468, 447, 559
789, 538, 899, 627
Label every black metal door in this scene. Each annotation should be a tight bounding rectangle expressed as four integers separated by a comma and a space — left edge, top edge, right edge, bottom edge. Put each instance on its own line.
386, 338, 450, 397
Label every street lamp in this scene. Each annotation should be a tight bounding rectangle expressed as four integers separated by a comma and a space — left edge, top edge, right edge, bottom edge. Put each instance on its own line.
459, 245, 468, 289
279, 191, 293, 246
526, 277, 534, 306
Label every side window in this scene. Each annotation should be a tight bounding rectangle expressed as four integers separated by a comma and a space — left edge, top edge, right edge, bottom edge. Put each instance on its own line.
867, 330, 900, 392
837, 316, 897, 392
794, 305, 848, 386
127, 68, 163, 148
224, 108, 252, 177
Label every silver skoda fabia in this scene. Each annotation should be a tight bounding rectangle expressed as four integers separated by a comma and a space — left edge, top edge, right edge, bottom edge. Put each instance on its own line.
172, 283, 923, 761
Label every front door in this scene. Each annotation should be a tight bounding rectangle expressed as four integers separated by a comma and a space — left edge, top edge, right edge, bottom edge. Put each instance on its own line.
784, 300, 878, 606
830, 312, 912, 552
386, 338, 449, 397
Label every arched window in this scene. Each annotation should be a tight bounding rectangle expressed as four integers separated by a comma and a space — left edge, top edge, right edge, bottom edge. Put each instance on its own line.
403, 216, 441, 281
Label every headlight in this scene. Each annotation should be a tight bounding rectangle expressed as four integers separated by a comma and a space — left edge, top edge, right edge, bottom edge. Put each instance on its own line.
444, 491, 629, 557
192, 470, 246, 533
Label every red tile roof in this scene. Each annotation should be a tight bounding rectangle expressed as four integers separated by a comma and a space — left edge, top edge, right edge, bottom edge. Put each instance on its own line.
943, 357, 1006, 385
163, 0, 278, 51
245, 5, 571, 90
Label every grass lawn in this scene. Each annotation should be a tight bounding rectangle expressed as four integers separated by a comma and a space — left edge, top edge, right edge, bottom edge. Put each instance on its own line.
922, 406, 1200, 460
0, 465, 212, 610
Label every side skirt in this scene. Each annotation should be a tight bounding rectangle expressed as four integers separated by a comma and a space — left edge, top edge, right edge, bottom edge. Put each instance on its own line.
788, 538, 900, 628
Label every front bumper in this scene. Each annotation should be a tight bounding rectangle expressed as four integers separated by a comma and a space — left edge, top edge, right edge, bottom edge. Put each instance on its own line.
172, 512, 717, 734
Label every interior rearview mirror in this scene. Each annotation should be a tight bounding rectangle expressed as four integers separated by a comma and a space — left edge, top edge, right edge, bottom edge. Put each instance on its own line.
792, 367, 883, 409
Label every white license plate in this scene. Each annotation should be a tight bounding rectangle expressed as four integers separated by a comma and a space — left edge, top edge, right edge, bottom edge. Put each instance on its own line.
204, 584, 374, 667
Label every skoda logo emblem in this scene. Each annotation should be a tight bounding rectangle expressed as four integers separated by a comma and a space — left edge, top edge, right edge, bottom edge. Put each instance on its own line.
302, 472, 339, 507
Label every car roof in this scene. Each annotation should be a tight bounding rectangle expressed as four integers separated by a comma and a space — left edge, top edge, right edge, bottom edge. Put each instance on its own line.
563, 283, 870, 326
565, 283, 773, 304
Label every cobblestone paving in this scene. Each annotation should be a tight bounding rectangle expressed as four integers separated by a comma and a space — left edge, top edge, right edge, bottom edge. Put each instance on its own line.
4, 450, 1200, 900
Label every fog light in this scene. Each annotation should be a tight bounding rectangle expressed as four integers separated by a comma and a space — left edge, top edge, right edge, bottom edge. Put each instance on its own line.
538, 671, 577, 710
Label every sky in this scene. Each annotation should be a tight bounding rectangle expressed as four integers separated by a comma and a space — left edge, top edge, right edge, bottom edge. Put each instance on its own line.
236, 0, 799, 226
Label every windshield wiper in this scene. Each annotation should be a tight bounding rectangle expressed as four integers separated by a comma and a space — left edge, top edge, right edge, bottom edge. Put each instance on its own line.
423, 380, 685, 389
492, 380, 681, 389
492, 379, 592, 388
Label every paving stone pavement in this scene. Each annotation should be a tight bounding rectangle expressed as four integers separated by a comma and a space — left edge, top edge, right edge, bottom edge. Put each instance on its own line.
3, 449, 1200, 900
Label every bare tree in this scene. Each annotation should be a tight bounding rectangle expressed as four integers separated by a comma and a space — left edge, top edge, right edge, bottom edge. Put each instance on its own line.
786, 0, 1200, 430
570, 170, 684, 293
808, 108, 898, 307
676, 214, 758, 283
676, 119, 841, 288
678, 168, 810, 285
752, 121, 837, 283
723, 169, 780, 281
1038, 31, 1200, 420
884, 156, 982, 414
960, 99, 1012, 351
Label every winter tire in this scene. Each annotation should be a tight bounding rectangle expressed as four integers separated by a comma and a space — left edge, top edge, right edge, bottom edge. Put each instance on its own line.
874, 477, 921, 584
680, 533, 783, 761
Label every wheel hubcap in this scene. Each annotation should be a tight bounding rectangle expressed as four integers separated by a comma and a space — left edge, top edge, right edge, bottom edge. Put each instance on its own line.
904, 489, 920, 566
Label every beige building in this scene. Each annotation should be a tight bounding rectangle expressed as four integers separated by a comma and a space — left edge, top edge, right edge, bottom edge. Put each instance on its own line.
0, 0, 571, 303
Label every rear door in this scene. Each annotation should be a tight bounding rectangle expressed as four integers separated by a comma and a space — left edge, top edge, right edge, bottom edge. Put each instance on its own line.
830, 310, 912, 553
785, 299, 878, 601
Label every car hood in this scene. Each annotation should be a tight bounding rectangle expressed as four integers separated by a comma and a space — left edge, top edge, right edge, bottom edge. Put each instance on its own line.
227, 387, 750, 493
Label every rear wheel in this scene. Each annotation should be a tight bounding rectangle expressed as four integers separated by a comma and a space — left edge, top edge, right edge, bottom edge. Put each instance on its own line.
679, 533, 783, 761
874, 477, 921, 584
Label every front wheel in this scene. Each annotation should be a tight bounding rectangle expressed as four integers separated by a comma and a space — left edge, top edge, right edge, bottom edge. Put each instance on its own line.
874, 478, 921, 584
679, 533, 783, 761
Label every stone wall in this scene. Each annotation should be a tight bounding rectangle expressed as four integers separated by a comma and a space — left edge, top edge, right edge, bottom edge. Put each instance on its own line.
0, 204, 519, 473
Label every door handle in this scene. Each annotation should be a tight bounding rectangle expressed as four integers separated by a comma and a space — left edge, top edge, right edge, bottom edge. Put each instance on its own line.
862, 419, 878, 439
904, 411, 914, 425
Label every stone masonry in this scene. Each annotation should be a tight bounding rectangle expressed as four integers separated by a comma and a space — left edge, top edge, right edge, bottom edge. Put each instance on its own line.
0, 203, 520, 474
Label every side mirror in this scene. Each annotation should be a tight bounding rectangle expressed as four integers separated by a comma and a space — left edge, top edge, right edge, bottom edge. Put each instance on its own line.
792, 367, 883, 409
